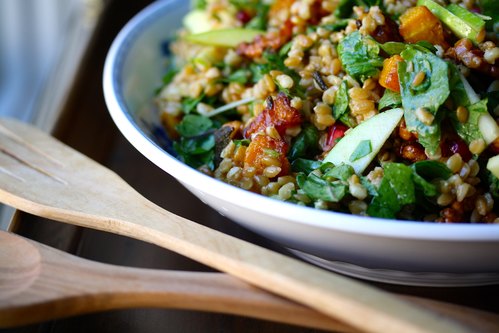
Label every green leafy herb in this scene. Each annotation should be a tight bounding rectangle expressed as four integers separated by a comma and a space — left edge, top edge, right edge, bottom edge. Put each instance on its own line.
245, 4, 270, 30
296, 173, 347, 202
398, 47, 449, 154
349, 140, 372, 162
334, 0, 355, 18
324, 164, 354, 181
333, 80, 349, 119
174, 115, 216, 169
176, 114, 213, 137
288, 124, 320, 161
320, 19, 350, 31
488, 172, 499, 200
367, 163, 415, 219
411, 160, 452, 180
291, 159, 323, 174
338, 31, 384, 82
378, 89, 402, 110
193, 0, 207, 10
224, 68, 251, 84
451, 99, 488, 145
181, 94, 205, 114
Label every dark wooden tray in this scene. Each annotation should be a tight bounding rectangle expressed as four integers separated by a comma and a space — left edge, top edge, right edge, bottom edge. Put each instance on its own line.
4, 1, 499, 332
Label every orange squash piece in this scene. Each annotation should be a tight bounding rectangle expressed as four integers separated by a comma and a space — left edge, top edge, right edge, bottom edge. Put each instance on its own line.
399, 6, 449, 49
243, 93, 302, 139
379, 55, 403, 92
244, 134, 290, 177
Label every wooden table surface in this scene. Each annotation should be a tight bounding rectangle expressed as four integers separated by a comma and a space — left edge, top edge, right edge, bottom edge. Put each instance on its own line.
3, 1, 499, 332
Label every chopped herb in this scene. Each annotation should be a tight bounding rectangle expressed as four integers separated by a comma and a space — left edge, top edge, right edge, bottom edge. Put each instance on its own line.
176, 114, 213, 137
288, 124, 320, 161
320, 19, 350, 31
378, 89, 402, 110
296, 173, 347, 202
324, 164, 354, 181
398, 46, 449, 154
181, 94, 205, 114
451, 99, 488, 145
367, 163, 415, 219
246, 4, 270, 30
338, 31, 384, 82
349, 140, 372, 162
224, 68, 251, 84
291, 158, 323, 174
333, 80, 354, 126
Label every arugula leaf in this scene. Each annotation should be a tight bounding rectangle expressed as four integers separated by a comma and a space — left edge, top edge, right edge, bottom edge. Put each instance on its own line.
367, 163, 415, 219
398, 47, 449, 154
338, 31, 384, 82
451, 99, 488, 145
288, 124, 320, 161
349, 140, 372, 162
378, 89, 402, 110
296, 173, 347, 202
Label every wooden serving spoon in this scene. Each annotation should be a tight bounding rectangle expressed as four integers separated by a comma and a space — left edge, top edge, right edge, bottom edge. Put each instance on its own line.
2, 231, 499, 332
0, 117, 488, 333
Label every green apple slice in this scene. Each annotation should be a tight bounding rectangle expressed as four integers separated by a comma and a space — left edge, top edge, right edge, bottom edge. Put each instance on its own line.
487, 155, 499, 178
185, 28, 264, 48
479, 113, 499, 145
183, 10, 212, 34
323, 108, 404, 174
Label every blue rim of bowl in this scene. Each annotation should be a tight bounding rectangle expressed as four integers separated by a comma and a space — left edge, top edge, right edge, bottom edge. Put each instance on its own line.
103, 0, 499, 242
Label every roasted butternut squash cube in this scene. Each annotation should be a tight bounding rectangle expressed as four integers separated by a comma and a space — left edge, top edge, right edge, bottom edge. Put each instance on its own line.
399, 6, 448, 48
379, 55, 403, 92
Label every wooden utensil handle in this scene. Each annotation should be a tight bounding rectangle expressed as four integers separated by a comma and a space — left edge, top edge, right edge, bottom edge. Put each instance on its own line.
0, 118, 477, 333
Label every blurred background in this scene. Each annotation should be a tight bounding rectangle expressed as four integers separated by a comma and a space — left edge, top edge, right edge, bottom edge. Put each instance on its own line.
0, 0, 104, 229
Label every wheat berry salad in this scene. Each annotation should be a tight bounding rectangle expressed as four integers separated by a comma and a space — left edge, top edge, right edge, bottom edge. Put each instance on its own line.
155, 0, 499, 223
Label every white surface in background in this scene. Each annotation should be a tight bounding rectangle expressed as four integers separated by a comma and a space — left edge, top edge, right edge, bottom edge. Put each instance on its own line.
0, 0, 102, 230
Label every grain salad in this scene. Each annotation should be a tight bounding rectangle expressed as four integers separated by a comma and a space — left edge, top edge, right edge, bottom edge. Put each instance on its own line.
156, 0, 499, 223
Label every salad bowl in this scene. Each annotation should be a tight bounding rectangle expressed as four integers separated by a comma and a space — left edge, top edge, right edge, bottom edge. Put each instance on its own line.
103, 0, 499, 286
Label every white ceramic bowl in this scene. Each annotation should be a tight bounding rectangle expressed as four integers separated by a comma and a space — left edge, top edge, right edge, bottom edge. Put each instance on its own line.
103, 0, 499, 286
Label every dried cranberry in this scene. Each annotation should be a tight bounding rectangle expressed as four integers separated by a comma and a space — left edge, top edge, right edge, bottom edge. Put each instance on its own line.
236, 10, 252, 24
440, 135, 472, 161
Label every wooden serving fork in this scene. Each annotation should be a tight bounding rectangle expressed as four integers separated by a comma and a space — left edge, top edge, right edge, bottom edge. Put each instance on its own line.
0, 117, 490, 333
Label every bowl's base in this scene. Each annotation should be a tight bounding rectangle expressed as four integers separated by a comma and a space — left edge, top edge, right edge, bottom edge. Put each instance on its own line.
289, 248, 499, 287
